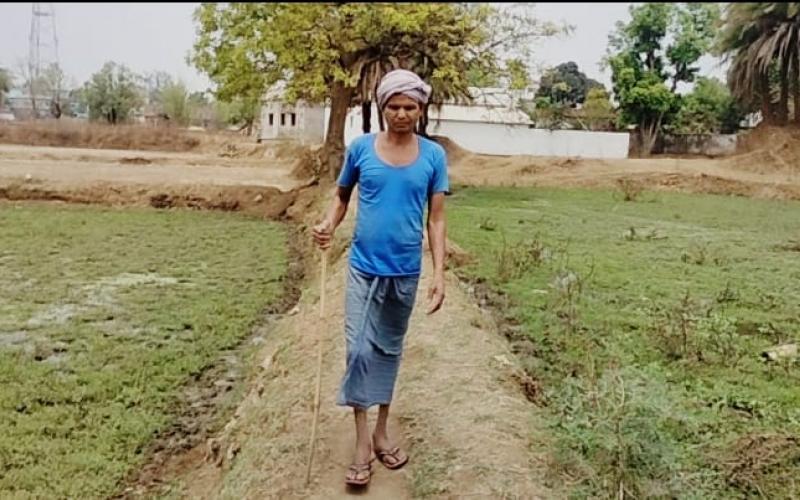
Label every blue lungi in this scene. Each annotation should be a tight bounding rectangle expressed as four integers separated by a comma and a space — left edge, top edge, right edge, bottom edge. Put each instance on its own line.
337, 265, 420, 409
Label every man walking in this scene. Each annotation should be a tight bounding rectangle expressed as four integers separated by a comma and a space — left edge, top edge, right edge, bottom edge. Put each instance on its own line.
312, 69, 448, 486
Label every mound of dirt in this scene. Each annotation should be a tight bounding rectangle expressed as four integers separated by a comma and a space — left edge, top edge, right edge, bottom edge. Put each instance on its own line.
216, 142, 270, 159
119, 157, 152, 165
430, 135, 473, 164
289, 145, 324, 180
726, 125, 800, 174
0, 181, 300, 219
272, 140, 314, 160
0, 120, 203, 152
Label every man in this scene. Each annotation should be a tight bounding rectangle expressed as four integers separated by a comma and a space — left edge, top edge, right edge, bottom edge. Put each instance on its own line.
312, 69, 448, 487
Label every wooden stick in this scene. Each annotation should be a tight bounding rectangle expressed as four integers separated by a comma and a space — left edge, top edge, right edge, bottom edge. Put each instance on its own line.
305, 249, 327, 486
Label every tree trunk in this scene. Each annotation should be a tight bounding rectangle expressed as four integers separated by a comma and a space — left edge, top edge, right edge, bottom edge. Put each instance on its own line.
780, 56, 790, 125
371, 75, 384, 133
322, 78, 356, 181
28, 81, 38, 119
361, 100, 371, 134
639, 115, 663, 157
417, 105, 429, 137
760, 73, 773, 125
50, 99, 62, 119
794, 51, 800, 124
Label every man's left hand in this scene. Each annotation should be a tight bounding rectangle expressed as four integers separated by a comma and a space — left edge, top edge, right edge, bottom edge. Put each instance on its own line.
426, 275, 445, 315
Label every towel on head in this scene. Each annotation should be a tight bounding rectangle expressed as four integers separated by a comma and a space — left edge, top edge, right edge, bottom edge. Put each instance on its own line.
376, 69, 432, 109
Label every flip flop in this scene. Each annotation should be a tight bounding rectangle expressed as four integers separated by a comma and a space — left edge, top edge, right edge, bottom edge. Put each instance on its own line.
345, 459, 373, 486
375, 446, 408, 470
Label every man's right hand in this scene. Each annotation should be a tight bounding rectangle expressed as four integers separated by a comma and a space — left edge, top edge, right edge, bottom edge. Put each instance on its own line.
312, 220, 334, 250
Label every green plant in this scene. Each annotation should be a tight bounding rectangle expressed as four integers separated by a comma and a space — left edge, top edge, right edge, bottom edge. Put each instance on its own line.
553, 367, 692, 498
698, 312, 746, 367
650, 290, 702, 361
496, 233, 549, 283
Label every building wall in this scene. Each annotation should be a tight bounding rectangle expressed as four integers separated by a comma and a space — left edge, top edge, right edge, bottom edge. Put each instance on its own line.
260, 102, 326, 143
427, 121, 630, 158
260, 103, 280, 140
660, 134, 738, 157
303, 106, 326, 145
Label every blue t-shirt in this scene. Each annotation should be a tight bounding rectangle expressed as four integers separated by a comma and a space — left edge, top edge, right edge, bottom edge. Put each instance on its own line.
337, 133, 449, 277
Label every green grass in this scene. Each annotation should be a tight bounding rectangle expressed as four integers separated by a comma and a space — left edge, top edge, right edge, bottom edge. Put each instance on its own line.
448, 186, 800, 498
0, 203, 288, 499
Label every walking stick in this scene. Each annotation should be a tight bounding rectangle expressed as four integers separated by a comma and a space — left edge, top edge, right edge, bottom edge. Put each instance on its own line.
305, 249, 327, 486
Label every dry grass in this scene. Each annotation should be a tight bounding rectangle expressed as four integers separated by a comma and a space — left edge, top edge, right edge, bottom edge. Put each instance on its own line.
0, 120, 203, 152
722, 433, 800, 497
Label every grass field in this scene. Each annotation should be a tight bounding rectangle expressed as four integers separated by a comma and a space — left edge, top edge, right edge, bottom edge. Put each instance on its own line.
447, 185, 800, 498
0, 203, 287, 498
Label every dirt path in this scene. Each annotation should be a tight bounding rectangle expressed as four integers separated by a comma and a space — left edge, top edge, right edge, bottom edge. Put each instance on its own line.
152, 219, 553, 499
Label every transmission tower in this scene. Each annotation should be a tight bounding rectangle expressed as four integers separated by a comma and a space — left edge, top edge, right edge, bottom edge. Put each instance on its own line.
28, 3, 60, 117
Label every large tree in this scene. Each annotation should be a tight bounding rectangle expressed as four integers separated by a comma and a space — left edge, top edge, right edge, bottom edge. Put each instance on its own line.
716, 3, 800, 124
191, 3, 566, 179
672, 77, 745, 134
536, 61, 604, 107
82, 62, 142, 125
605, 3, 720, 155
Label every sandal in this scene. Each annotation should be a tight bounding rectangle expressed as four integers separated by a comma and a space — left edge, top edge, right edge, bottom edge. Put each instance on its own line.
375, 446, 408, 470
345, 460, 373, 486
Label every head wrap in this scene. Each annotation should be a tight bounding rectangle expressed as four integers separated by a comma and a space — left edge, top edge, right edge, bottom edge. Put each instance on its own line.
376, 69, 432, 110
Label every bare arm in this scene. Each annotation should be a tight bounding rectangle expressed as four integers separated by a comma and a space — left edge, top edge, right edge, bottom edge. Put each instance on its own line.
426, 192, 446, 314
312, 186, 353, 249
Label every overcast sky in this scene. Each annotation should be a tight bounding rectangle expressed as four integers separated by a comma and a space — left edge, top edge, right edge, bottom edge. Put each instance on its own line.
0, 2, 727, 93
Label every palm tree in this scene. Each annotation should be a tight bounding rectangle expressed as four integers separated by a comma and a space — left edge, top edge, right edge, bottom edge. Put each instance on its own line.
717, 3, 800, 124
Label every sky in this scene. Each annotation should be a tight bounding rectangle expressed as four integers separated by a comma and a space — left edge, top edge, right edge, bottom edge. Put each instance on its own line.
0, 2, 728, 94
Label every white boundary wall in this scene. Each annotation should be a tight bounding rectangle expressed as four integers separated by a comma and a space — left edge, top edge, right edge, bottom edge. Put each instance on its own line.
325, 107, 631, 159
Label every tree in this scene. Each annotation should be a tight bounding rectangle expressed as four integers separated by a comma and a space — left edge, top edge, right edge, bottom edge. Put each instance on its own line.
716, 3, 800, 124
0, 68, 12, 107
141, 71, 174, 112
536, 61, 604, 107
605, 3, 720, 155
191, 3, 567, 179
39, 64, 66, 118
581, 88, 616, 131
672, 77, 745, 134
66, 87, 88, 117
506, 59, 531, 91
83, 62, 142, 124
160, 81, 191, 126
466, 66, 500, 88
525, 96, 569, 130
187, 91, 215, 127
16, 61, 66, 118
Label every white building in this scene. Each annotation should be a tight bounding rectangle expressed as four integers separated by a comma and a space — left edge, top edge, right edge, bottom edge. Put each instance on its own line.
258, 82, 326, 144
